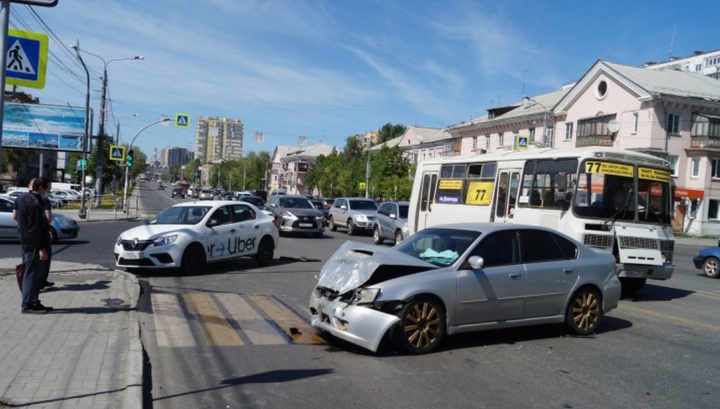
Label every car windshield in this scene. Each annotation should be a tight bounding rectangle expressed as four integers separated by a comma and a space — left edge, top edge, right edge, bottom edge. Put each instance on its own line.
394, 228, 480, 267
279, 197, 313, 209
149, 206, 212, 225
349, 200, 378, 210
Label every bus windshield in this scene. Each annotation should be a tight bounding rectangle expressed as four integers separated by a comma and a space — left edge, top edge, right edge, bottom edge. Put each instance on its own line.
573, 160, 672, 224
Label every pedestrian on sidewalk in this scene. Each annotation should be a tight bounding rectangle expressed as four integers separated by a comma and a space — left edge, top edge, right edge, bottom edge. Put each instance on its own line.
17, 177, 53, 314
13, 178, 54, 288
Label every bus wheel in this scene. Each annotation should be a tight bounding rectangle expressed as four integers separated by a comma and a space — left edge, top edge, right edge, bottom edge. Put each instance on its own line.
373, 226, 384, 244
566, 287, 601, 336
619, 277, 646, 295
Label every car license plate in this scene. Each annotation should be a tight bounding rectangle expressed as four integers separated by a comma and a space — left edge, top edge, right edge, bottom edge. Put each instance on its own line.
299, 223, 314, 228
122, 251, 143, 260
621, 270, 645, 278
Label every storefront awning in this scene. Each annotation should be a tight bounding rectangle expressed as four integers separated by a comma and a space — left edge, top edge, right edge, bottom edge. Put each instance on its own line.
674, 187, 704, 200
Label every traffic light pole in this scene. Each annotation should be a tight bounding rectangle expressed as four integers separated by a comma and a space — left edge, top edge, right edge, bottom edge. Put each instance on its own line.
123, 118, 171, 213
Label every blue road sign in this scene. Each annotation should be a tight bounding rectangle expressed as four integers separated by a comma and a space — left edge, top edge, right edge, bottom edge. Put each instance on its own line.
6, 29, 48, 89
175, 113, 190, 129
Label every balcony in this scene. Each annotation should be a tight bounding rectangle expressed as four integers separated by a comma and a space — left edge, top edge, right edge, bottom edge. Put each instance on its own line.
575, 114, 617, 147
690, 113, 720, 148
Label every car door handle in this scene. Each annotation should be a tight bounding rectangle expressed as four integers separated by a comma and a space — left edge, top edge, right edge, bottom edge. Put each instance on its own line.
509, 273, 522, 280
563, 268, 574, 274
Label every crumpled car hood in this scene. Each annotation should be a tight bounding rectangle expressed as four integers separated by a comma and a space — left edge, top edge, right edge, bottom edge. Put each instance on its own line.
317, 241, 436, 294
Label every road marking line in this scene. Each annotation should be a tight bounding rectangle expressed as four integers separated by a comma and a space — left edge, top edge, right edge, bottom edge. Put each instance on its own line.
152, 293, 196, 347
215, 293, 288, 345
249, 294, 325, 344
619, 304, 720, 331
693, 292, 720, 301
184, 293, 244, 346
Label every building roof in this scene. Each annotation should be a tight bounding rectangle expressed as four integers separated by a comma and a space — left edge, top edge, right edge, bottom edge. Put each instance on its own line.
280, 143, 334, 162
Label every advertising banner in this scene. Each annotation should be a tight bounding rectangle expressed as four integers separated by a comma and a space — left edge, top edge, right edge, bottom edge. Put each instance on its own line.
2, 102, 87, 152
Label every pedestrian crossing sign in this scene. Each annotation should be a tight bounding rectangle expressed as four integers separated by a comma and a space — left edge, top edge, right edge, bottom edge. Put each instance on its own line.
109, 145, 126, 161
6, 29, 48, 89
515, 134, 529, 151
175, 113, 190, 129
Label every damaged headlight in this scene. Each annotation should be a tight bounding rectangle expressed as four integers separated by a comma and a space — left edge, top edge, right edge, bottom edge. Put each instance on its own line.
352, 288, 379, 306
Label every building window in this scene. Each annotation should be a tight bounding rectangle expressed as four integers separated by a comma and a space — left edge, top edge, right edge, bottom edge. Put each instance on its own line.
712, 159, 720, 179
472, 136, 477, 151
485, 135, 490, 150
529, 128, 535, 143
668, 155, 679, 177
696, 64, 702, 72
691, 157, 700, 178
498, 132, 504, 147
631, 113, 638, 134
565, 122, 573, 141
668, 114, 680, 135
709, 199, 720, 221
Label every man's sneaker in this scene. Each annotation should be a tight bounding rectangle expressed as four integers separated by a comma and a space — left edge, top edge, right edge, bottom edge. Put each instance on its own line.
42, 281, 55, 288
22, 304, 49, 314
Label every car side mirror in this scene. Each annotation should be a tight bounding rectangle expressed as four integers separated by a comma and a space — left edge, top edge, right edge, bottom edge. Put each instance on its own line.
340, 205, 347, 210
207, 218, 219, 227
389, 213, 397, 219
468, 255, 484, 270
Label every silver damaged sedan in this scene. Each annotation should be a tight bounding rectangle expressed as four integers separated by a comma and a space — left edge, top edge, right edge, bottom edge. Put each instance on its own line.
310, 223, 621, 354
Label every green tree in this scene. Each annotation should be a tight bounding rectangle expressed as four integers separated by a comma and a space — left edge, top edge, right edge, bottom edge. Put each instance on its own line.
377, 123, 406, 144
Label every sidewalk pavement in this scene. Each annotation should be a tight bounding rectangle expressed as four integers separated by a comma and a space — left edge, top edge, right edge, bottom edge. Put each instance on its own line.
0, 206, 142, 409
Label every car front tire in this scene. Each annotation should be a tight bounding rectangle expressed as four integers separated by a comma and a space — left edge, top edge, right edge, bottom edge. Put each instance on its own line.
394, 230, 404, 244
48, 227, 58, 244
373, 226, 383, 244
328, 216, 337, 231
255, 237, 274, 266
346, 219, 356, 235
702, 256, 720, 278
392, 296, 446, 355
180, 244, 206, 275
565, 287, 602, 336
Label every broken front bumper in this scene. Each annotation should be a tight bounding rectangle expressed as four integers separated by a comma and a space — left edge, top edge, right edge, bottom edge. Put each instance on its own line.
309, 292, 399, 353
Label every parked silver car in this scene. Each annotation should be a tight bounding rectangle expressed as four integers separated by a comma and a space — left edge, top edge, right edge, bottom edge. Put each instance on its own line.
310, 223, 620, 355
267, 194, 325, 237
328, 197, 379, 235
372, 201, 409, 245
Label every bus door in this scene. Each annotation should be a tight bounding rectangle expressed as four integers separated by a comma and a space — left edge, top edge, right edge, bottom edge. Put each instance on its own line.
493, 169, 521, 222
413, 171, 438, 232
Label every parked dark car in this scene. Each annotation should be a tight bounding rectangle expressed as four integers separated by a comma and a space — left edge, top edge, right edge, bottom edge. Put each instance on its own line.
310, 199, 330, 225
171, 188, 184, 198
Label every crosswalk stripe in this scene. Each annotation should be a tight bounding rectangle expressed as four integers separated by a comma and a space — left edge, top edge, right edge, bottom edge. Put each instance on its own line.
215, 293, 288, 345
248, 294, 325, 344
152, 293, 196, 347
184, 293, 244, 346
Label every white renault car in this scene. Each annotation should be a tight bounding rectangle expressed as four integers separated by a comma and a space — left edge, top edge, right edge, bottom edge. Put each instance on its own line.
115, 201, 279, 274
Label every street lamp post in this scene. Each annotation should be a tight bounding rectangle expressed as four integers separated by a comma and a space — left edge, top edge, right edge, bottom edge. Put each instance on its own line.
70, 43, 92, 219
78, 50, 143, 207
123, 118, 171, 212
523, 96, 553, 148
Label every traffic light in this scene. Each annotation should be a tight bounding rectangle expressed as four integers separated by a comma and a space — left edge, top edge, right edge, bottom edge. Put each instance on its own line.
126, 149, 134, 168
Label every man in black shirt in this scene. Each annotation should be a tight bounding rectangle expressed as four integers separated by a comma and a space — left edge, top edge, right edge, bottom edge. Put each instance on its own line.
17, 177, 53, 313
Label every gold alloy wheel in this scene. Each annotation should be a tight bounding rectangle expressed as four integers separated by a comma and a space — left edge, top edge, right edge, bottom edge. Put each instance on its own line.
403, 301, 442, 350
571, 290, 600, 332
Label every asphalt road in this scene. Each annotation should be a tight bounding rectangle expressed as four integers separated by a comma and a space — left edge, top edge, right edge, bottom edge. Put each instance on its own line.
0, 182, 718, 409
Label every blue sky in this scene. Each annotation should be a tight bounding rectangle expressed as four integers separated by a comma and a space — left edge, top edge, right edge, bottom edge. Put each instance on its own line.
8, 0, 720, 160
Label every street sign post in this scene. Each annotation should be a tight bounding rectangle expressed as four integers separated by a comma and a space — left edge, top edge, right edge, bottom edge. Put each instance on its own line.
5, 29, 48, 89
109, 145, 126, 161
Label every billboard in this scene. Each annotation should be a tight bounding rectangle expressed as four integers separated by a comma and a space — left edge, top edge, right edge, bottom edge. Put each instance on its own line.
1, 102, 87, 152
